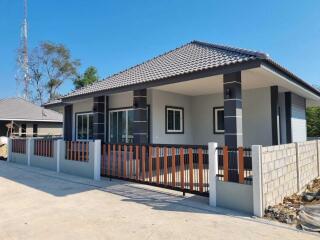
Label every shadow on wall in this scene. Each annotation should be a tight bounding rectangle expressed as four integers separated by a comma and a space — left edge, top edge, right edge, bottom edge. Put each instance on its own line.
0, 161, 250, 217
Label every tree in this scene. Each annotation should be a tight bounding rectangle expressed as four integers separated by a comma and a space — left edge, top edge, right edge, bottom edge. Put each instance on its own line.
73, 66, 99, 89
307, 107, 320, 137
18, 41, 80, 104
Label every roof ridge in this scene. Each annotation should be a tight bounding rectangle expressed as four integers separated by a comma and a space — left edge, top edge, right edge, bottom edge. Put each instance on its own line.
191, 40, 269, 59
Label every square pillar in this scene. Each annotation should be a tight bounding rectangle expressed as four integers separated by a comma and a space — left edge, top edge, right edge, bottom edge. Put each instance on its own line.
93, 96, 105, 141
64, 104, 73, 141
223, 72, 243, 147
133, 89, 148, 144
271, 86, 279, 145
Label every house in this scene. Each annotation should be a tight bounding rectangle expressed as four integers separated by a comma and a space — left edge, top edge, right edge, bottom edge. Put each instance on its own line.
0, 98, 63, 137
44, 41, 320, 147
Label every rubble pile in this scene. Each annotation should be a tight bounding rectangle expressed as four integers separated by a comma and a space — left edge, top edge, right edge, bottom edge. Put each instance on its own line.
264, 178, 320, 232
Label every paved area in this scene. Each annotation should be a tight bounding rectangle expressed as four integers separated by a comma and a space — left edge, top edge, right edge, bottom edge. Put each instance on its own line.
0, 161, 318, 240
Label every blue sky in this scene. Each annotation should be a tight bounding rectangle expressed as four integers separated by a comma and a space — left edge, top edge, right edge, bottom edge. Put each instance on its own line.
0, 0, 320, 98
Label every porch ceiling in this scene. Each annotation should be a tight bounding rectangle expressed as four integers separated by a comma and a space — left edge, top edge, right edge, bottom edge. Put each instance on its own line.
152, 67, 320, 106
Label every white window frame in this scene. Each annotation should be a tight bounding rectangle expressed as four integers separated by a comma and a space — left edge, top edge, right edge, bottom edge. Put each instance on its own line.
76, 112, 93, 141
108, 108, 133, 143
214, 107, 224, 134
166, 107, 183, 133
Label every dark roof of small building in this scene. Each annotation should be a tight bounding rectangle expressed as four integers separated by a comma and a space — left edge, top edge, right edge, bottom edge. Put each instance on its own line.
0, 98, 63, 122
49, 40, 319, 102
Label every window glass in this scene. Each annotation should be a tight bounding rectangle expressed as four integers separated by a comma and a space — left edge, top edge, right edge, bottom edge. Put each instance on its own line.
33, 124, 38, 137
127, 110, 134, 143
167, 110, 174, 130
214, 108, 224, 133
174, 110, 181, 130
166, 107, 183, 133
21, 124, 26, 137
76, 113, 93, 140
110, 112, 117, 143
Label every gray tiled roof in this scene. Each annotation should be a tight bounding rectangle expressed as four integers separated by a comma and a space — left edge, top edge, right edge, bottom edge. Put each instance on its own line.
0, 98, 63, 122
62, 41, 268, 99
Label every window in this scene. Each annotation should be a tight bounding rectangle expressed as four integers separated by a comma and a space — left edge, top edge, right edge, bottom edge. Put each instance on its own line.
33, 124, 38, 137
20, 124, 26, 137
213, 107, 224, 134
165, 106, 184, 133
76, 113, 93, 140
109, 108, 134, 143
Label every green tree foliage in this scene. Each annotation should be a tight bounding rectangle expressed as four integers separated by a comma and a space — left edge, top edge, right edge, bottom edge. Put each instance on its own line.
73, 66, 99, 89
25, 42, 80, 104
307, 107, 320, 137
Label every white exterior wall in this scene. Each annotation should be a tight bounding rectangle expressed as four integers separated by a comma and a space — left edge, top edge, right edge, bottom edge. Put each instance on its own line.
291, 93, 307, 142
191, 87, 273, 146
150, 89, 193, 144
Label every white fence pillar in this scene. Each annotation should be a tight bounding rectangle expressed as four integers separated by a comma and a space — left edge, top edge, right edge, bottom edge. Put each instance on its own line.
317, 140, 320, 177
252, 145, 263, 217
27, 138, 31, 166
56, 139, 62, 173
209, 142, 218, 207
93, 140, 101, 181
7, 138, 12, 162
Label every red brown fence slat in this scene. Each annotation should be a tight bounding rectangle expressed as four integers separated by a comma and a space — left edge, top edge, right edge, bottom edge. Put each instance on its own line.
100, 143, 209, 197
12, 139, 26, 154
34, 139, 54, 157
65, 141, 89, 162
189, 148, 194, 191
149, 146, 153, 183
172, 147, 176, 187
164, 147, 168, 185
180, 147, 185, 191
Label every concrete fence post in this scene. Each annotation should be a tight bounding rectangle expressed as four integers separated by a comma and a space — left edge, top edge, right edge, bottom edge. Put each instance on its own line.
208, 142, 218, 207
7, 138, 12, 162
93, 139, 101, 181
56, 139, 62, 173
27, 138, 32, 166
252, 145, 263, 217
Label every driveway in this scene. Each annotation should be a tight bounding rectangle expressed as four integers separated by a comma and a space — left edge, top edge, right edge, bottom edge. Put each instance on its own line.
0, 161, 317, 240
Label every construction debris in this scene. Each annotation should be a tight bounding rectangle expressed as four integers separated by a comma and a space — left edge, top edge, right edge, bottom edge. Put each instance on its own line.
264, 178, 320, 232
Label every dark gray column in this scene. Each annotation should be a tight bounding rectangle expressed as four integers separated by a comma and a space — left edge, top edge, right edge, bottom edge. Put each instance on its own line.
64, 104, 73, 141
93, 96, 105, 141
133, 89, 148, 144
105, 96, 109, 143
285, 92, 292, 143
271, 86, 279, 145
223, 72, 243, 147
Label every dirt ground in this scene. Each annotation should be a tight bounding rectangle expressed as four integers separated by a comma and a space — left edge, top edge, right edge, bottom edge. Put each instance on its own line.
0, 161, 318, 240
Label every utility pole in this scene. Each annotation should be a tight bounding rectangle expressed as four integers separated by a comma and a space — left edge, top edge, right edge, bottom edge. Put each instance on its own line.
17, 0, 29, 99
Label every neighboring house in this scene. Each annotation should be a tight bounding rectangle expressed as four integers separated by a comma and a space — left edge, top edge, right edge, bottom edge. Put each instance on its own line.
44, 41, 320, 147
0, 98, 63, 137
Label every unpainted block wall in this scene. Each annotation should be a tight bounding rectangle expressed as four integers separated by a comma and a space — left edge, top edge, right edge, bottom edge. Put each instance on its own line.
261, 140, 320, 209
261, 144, 298, 208
297, 140, 318, 190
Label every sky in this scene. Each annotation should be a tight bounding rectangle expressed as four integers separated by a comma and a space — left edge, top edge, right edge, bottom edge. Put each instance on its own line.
0, 0, 320, 99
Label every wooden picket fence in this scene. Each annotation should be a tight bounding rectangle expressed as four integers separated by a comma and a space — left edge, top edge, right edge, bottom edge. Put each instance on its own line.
34, 139, 54, 157
65, 141, 89, 161
12, 139, 26, 154
101, 143, 209, 196
216, 146, 252, 184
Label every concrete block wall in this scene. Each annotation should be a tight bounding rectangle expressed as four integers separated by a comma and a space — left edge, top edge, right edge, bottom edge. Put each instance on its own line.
261, 144, 298, 208
297, 140, 318, 190
259, 140, 320, 210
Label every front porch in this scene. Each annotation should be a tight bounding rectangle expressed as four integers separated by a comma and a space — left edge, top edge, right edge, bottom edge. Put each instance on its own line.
63, 66, 311, 147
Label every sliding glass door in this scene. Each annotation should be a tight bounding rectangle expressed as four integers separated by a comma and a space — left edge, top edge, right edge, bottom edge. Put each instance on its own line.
109, 109, 134, 143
